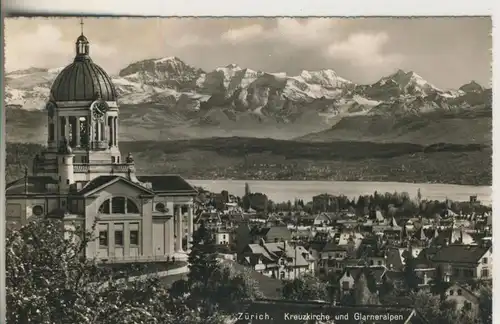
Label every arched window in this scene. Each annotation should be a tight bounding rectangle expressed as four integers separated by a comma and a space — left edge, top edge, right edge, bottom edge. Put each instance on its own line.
98, 197, 140, 214
127, 199, 140, 213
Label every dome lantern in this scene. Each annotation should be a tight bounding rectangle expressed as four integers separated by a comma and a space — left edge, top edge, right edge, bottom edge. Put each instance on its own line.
49, 19, 117, 103
75, 19, 90, 58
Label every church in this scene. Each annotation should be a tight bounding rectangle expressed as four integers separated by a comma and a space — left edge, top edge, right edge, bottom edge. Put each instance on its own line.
5, 25, 197, 263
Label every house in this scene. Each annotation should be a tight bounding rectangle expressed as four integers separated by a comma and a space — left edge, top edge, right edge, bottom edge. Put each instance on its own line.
234, 299, 430, 324
214, 228, 231, 245
313, 213, 332, 226
334, 231, 364, 247
431, 224, 475, 247
195, 212, 222, 230
444, 283, 480, 316
416, 247, 439, 263
312, 193, 337, 212
250, 225, 292, 244
414, 262, 436, 287
432, 244, 492, 281
317, 242, 353, 275
339, 266, 387, 295
385, 247, 404, 271
372, 217, 402, 237
238, 239, 314, 280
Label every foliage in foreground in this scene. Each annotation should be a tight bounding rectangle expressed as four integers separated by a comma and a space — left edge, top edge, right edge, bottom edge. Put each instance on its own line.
6, 218, 262, 323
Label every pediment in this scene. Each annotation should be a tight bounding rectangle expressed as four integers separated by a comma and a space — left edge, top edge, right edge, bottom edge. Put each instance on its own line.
79, 176, 155, 197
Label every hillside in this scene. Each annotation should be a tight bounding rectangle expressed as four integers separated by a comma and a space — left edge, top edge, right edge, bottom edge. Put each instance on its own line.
6, 138, 491, 186
5, 57, 492, 144
298, 108, 492, 145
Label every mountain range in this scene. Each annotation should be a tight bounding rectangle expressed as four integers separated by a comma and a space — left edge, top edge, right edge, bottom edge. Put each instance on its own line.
5, 57, 492, 145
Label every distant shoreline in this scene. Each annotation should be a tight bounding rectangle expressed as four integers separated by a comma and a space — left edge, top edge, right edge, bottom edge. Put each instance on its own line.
184, 178, 491, 187
187, 179, 492, 206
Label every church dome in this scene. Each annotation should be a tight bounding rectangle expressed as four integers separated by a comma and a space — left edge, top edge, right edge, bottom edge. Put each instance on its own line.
50, 32, 117, 102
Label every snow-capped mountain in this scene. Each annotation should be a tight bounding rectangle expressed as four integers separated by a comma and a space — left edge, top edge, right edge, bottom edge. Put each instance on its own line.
4, 57, 491, 143
118, 56, 204, 90
356, 69, 445, 101
459, 80, 485, 94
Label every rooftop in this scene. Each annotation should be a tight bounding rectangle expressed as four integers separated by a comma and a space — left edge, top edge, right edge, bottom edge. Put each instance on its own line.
432, 244, 490, 264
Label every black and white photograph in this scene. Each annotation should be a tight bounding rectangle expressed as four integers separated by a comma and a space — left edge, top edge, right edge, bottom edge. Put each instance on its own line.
2, 13, 493, 324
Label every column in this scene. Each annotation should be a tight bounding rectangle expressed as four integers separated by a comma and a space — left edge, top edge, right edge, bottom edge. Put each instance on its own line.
101, 121, 106, 142
108, 117, 113, 147
59, 116, 64, 141
114, 117, 118, 146
112, 117, 116, 146
187, 205, 194, 251
76, 118, 81, 147
97, 122, 102, 141
90, 123, 94, 149
175, 205, 183, 253
64, 116, 69, 140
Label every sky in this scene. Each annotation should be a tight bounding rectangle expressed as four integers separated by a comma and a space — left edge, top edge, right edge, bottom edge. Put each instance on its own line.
4, 17, 492, 89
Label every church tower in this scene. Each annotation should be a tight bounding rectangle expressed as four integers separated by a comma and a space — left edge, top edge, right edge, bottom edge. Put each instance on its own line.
33, 19, 134, 190
58, 140, 75, 193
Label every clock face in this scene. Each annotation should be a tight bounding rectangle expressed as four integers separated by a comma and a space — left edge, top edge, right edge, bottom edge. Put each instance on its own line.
92, 107, 103, 119
95, 101, 108, 113
92, 101, 108, 119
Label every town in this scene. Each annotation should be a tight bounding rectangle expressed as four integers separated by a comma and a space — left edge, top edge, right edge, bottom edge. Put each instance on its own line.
163, 183, 492, 322
3, 16, 493, 324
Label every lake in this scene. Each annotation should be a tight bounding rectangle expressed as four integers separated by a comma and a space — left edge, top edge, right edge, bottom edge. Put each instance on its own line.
188, 180, 492, 206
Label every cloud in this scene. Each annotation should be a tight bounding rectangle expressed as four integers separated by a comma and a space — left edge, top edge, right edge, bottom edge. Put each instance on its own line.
220, 18, 340, 46
326, 32, 403, 67
221, 24, 264, 43
174, 34, 211, 48
275, 18, 339, 45
5, 24, 117, 72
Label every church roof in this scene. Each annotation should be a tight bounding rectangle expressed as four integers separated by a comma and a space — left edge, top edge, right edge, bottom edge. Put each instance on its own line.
136, 175, 197, 195
77, 175, 155, 196
50, 59, 117, 102
6, 176, 58, 195
50, 32, 117, 102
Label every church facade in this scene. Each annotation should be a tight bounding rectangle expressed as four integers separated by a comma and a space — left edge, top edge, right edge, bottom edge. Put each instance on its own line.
6, 29, 197, 263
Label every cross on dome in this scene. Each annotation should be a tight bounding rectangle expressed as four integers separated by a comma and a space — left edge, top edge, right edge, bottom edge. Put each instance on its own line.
75, 18, 90, 58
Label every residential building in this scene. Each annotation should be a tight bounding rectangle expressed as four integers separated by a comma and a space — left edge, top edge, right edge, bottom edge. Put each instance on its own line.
444, 283, 480, 316
235, 223, 292, 252
432, 244, 492, 281
312, 194, 337, 212
215, 228, 231, 245
238, 239, 314, 280
338, 266, 387, 295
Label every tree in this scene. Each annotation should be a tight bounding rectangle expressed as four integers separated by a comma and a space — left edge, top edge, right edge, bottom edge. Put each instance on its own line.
182, 223, 262, 317
209, 263, 263, 313
411, 291, 477, 324
478, 285, 492, 324
186, 223, 220, 315
281, 274, 329, 302
220, 190, 229, 204
6, 218, 177, 324
353, 272, 379, 305
429, 266, 449, 298
403, 253, 419, 292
